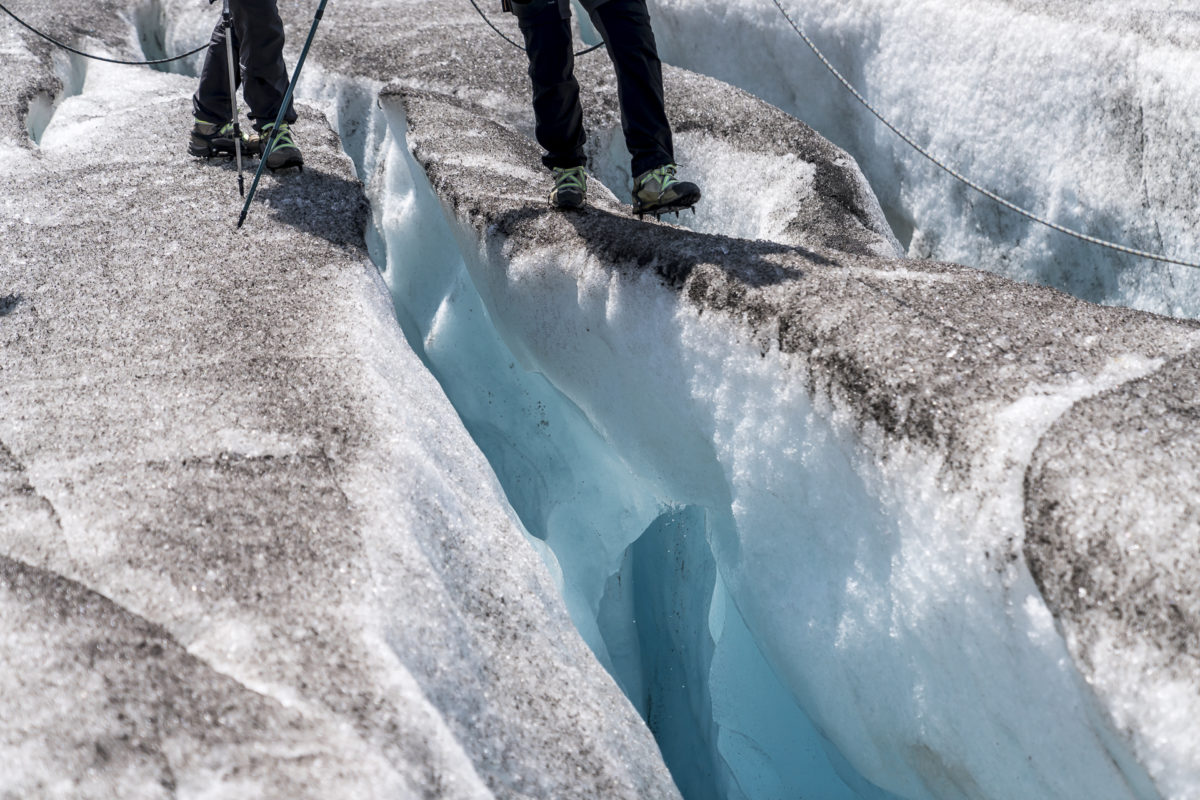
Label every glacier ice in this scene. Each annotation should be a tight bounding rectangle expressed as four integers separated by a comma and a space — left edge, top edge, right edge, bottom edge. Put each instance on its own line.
4, 0, 1200, 799
0, 7, 681, 798
647, 0, 1200, 318
377, 42, 1200, 800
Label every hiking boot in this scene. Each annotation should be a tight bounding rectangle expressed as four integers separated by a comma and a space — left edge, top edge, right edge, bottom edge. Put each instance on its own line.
260, 122, 304, 171
549, 166, 587, 209
632, 163, 701, 218
188, 118, 258, 158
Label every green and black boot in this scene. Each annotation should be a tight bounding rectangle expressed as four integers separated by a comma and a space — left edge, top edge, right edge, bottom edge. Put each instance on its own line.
549, 166, 587, 210
260, 122, 304, 172
632, 163, 701, 218
188, 118, 259, 158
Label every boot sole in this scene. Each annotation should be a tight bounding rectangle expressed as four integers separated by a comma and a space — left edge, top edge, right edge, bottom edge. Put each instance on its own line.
266, 155, 304, 173
552, 196, 585, 210
189, 143, 235, 158
633, 187, 702, 219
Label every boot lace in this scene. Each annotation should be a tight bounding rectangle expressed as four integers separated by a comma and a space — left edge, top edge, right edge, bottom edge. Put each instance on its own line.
639, 163, 679, 191
263, 122, 296, 151
552, 166, 587, 192
194, 119, 235, 138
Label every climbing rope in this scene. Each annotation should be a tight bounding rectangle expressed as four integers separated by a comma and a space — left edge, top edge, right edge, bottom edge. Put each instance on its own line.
0, 1, 207, 66
769, 0, 1200, 270
465, 0, 604, 57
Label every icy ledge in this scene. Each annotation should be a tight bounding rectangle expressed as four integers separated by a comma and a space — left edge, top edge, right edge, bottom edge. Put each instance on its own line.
385, 82, 1200, 800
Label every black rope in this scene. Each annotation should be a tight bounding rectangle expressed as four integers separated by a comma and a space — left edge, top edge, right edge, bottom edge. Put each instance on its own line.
465, 0, 604, 57
0, 1, 208, 65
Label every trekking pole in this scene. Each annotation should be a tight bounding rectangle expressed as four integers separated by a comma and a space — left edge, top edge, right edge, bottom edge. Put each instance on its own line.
222, 0, 245, 197
236, 0, 329, 228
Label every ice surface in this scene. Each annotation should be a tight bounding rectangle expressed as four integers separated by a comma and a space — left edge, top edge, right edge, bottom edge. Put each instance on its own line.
7, 0, 1200, 798
646, 0, 1200, 318
0, 5, 682, 797
391, 63, 1200, 800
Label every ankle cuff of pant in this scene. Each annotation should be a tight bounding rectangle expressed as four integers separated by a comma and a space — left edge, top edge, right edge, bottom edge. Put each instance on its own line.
544, 157, 587, 170
632, 157, 672, 177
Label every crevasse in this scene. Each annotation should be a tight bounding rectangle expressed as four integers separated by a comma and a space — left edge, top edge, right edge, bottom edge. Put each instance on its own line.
300, 64, 1164, 799
303, 70, 900, 800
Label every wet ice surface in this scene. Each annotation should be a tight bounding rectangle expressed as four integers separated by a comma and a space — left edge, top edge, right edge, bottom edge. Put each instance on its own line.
4, 0, 1200, 798
647, 0, 1200, 318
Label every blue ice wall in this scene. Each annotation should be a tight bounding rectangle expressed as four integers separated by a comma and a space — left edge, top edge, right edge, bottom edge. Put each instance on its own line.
319, 91, 902, 800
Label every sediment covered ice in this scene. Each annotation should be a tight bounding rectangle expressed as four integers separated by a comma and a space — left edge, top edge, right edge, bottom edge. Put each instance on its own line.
4, 0, 1200, 798
0, 5, 680, 797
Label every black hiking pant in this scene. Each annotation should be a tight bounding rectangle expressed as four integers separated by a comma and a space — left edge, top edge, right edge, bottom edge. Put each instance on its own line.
192, 0, 297, 131
514, 0, 674, 177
